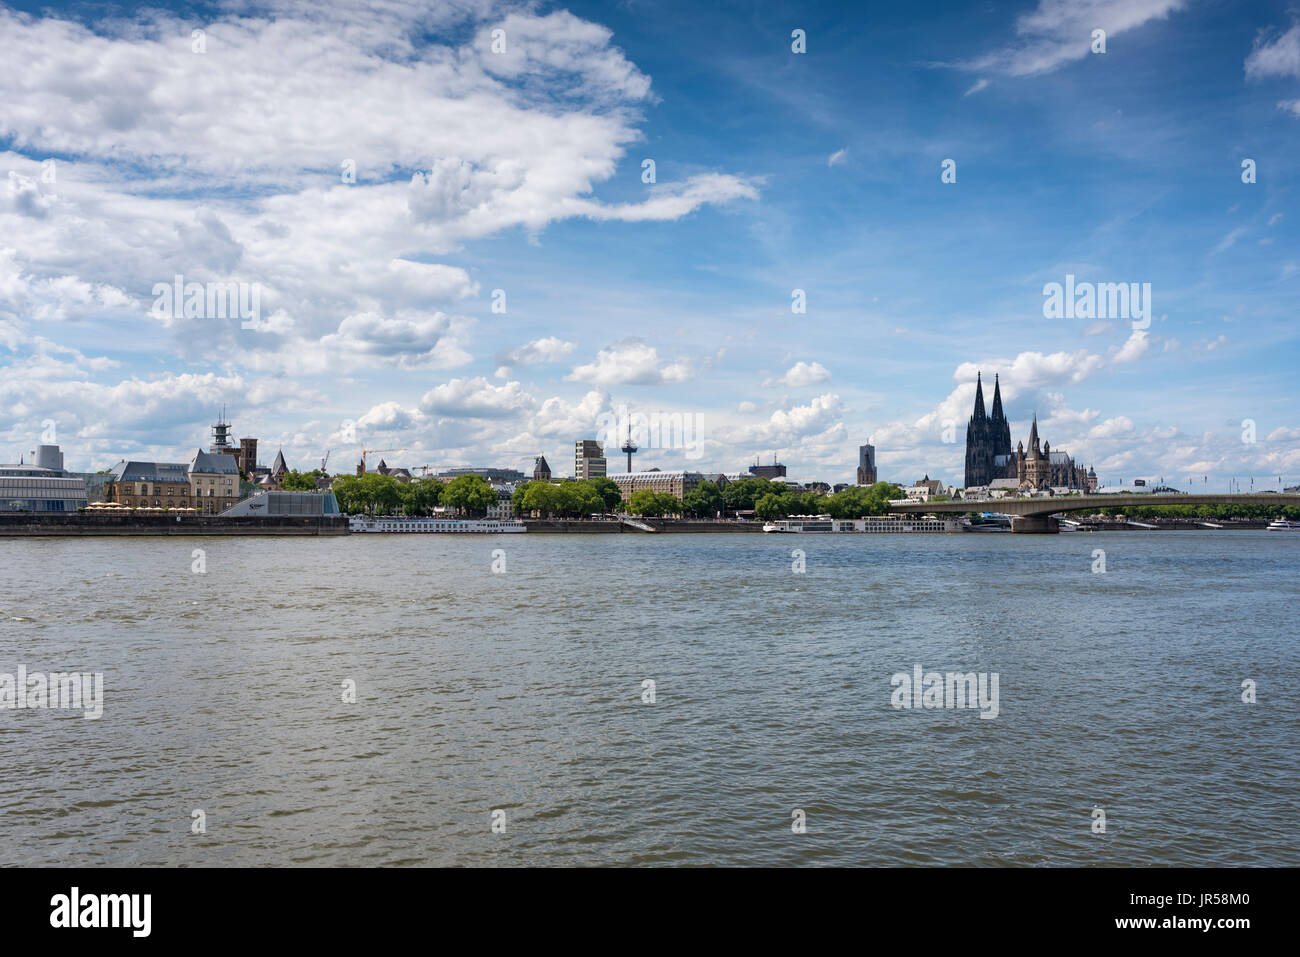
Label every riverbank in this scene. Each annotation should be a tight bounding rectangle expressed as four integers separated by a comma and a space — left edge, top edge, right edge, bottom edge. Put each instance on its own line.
0, 513, 348, 536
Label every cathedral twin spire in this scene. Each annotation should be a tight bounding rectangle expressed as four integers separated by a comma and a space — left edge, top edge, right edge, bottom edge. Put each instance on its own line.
964, 371, 1012, 487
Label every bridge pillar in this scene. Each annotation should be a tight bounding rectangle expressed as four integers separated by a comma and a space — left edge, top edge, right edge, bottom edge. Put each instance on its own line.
1010, 515, 1059, 534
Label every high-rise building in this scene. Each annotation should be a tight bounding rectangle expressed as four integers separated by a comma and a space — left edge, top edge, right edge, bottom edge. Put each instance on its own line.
856, 444, 877, 485
574, 440, 607, 480
748, 457, 787, 479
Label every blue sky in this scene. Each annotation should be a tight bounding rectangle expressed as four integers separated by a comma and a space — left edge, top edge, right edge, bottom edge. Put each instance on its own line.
0, 0, 1297, 488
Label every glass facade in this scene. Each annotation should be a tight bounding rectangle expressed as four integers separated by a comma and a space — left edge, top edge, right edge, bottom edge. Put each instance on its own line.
0, 470, 89, 512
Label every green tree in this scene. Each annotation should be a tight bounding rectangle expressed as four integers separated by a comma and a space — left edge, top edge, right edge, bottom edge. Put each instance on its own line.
626, 490, 681, 517
442, 474, 496, 516
682, 480, 725, 518
755, 492, 790, 521
400, 477, 443, 515
280, 469, 323, 491
583, 476, 623, 512
723, 477, 774, 512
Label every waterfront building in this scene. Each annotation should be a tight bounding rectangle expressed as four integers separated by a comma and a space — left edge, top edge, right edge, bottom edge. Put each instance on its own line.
857, 444, 877, 485
610, 469, 721, 502
486, 483, 517, 519
107, 448, 241, 513
0, 445, 88, 511
533, 455, 552, 482
188, 450, 241, 513
574, 440, 607, 480
220, 490, 340, 516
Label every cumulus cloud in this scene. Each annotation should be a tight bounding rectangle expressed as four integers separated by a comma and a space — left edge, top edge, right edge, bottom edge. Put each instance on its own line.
318, 311, 474, 369
567, 339, 695, 385
0, 2, 755, 375
494, 336, 577, 375
764, 361, 831, 388
418, 376, 535, 419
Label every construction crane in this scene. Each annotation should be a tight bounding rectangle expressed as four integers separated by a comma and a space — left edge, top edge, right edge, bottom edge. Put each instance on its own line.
358, 447, 406, 475
320, 449, 331, 473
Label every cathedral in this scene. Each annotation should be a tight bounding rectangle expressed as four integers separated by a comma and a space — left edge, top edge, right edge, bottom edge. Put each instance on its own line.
963, 372, 1093, 491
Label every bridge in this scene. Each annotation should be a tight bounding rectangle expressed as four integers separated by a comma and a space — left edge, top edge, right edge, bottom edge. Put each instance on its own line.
888, 493, 1300, 533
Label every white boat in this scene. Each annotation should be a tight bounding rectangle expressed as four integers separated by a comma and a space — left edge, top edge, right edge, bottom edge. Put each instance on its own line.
762, 514, 962, 533
348, 516, 526, 533
1266, 519, 1300, 530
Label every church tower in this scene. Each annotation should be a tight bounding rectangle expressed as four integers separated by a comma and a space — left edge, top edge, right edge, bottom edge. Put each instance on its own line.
964, 372, 1012, 488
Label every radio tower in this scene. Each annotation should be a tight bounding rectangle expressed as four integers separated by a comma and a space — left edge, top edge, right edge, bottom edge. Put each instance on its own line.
620, 421, 638, 473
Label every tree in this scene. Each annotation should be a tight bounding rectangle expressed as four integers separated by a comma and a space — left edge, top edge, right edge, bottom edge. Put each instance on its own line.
584, 476, 623, 512
280, 469, 323, 491
401, 477, 443, 515
723, 477, 775, 512
755, 492, 791, 521
682, 481, 725, 518
443, 474, 496, 516
626, 490, 681, 517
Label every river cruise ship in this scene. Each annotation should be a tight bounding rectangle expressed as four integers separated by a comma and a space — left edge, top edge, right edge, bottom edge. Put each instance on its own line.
348, 516, 526, 533
762, 514, 962, 533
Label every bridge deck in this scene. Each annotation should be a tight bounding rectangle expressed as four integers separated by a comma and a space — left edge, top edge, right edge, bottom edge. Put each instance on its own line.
888, 493, 1300, 518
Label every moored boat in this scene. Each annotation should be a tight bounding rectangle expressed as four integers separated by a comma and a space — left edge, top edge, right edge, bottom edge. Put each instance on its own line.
348, 516, 526, 533
762, 514, 961, 533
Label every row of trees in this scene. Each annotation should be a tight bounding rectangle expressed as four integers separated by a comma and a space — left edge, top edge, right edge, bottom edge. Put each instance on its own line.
753, 481, 905, 520
511, 478, 622, 517
289, 469, 915, 521
330, 473, 498, 516
1093, 503, 1300, 520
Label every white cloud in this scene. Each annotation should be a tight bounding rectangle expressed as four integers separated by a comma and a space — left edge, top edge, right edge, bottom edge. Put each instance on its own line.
964, 0, 1187, 77
567, 339, 695, 385
418, 376, 536, 419
0, 3, 755, 378
765, 361, 831, 388
318, 311, 474, 369
495, 336, 578, 374
827, 148, 848, 167
1245, 24, 1300, 79
964, 78, 990, 96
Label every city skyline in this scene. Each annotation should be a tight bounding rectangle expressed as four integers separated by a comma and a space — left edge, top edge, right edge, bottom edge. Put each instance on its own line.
1, 0, 1298, 488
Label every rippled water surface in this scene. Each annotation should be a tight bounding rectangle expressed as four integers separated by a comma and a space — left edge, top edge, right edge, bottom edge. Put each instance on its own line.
1, 530, 1297, 866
